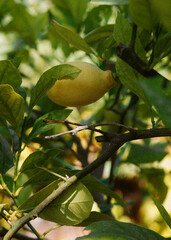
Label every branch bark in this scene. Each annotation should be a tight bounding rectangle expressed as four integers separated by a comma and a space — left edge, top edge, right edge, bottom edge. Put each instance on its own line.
116, 42, 169, 82
4, 127, 171, 240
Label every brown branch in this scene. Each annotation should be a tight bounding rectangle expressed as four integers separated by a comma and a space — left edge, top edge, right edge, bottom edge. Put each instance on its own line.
116, 42, 169, 81
96, 128, 171, 143
4, 127, 171, 240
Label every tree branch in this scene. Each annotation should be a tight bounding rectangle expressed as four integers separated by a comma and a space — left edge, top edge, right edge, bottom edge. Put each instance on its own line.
4, 127, 171, 240
116, 42, 169, 81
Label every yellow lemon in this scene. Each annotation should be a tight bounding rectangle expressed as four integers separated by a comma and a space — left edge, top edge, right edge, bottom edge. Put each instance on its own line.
47, 62, 116, 107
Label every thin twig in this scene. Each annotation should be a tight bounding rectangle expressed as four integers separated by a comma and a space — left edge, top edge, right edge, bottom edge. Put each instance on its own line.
44, 119, 134, 139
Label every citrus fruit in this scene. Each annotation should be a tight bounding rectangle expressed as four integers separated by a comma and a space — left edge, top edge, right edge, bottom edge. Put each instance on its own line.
47, 62, 115, 107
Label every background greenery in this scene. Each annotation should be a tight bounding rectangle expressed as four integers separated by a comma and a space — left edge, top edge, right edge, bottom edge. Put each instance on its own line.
0, 0, 171, 239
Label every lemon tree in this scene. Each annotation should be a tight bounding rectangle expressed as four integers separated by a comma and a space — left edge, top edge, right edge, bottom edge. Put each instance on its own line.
0, 1, 171, 240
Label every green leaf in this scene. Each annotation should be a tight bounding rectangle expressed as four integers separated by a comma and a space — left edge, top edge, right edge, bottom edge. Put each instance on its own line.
152, 196, 171, 229
23, 167, 73, 188
0, 118, 8, 130
77, 220, 165, 240
113, 12, 132, 46
20, 149, 62, 173
0, 60, 22, 91
2, 4, 48, 44
19, 181, 93, 226
84, 24, 114, 43
130, 0, 155, 31
28, 109, 72, 140
139, 77, 171, 128
29, 64, 81, 112
141, 168, 167, 203
113, 12, 146, 59
51, 20, 93, 54
82, 175, 126, 207
0, 135, 13, 174
90, 0, 129, 5
115, 59, 150, 107
151, 0, 171, 30
52, 0, 89, 28
126, 143, 168, 165
0, 0, 14, 17
0, 84, 24, 135
152, 32, 171, 67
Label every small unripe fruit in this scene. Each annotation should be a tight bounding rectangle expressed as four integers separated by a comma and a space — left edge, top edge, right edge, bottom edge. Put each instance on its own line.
47, 62, 115, 107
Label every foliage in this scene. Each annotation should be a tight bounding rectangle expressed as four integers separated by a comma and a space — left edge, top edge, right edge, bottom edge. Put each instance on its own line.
0, 0, 171, 239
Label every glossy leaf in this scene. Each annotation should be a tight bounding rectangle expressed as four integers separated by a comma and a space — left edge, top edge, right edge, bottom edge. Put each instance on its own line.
130, 0, 155, 31
19, 181, 93, 225
127, 143, 168, 165
51, 20, 93, 53
0, 135, 13, 174
139, 77, 171, 128
77, 220, 165, 240
0, 60, 22, 91
115, 59, 150, 107
29, 64, 81, 111
28, 109, 72, 140
0, 84, 24, 135
152, 196, 171, 228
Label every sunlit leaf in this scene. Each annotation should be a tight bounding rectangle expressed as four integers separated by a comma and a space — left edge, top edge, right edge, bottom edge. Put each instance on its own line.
29, 64, 81, 112
0, 84, 24, 135
0, 60, 22, 91
77, 220, 165, 240
19, 181, 93, 226
51, 20, 93, 53
152, 196, 171, 229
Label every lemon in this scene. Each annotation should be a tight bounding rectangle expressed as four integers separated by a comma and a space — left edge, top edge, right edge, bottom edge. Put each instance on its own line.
47, 62, 116, 107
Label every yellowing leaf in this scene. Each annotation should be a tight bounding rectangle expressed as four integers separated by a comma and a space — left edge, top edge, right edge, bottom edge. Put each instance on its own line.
0, 84, 24, 135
